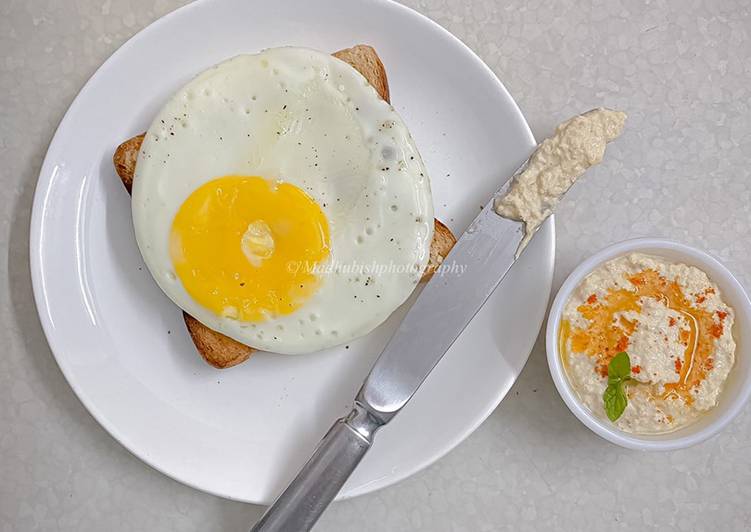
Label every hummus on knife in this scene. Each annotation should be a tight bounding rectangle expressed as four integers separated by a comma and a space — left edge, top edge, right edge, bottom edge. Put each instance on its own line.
560, 253, 736, 434
495, 108, 626, 251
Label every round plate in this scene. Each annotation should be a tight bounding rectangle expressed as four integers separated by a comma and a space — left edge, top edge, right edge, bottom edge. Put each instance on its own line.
30, 0, 554, 503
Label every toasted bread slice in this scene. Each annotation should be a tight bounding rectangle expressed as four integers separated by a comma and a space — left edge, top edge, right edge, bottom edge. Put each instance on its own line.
114, 45, 456, 368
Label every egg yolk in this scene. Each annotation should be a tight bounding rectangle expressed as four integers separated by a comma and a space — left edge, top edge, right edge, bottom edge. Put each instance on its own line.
170, 175, 330, 322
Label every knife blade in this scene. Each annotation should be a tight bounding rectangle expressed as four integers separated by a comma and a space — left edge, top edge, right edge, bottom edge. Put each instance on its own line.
358, 177, 524, 420
251, 171, 528, 532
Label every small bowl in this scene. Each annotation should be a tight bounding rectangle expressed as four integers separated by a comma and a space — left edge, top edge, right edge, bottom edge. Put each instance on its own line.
546, 238, 751, 450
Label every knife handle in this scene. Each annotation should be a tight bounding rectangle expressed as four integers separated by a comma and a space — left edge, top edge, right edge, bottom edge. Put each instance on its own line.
250, 403, 384, 532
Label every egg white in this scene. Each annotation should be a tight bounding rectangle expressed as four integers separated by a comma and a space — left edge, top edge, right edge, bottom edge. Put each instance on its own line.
132, 47, 433, 354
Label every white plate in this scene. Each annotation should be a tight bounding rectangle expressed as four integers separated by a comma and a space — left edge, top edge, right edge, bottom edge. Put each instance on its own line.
30, 0, 554, 503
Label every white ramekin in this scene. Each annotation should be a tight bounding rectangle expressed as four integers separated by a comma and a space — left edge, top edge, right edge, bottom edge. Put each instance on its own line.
546, 238, 751, 451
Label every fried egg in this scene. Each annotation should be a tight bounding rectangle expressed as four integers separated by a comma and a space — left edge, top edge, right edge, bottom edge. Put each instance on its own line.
132, 47, 433, 354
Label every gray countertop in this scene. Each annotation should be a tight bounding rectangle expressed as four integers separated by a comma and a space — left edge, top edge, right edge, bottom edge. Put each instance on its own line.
2, 0, 750, 530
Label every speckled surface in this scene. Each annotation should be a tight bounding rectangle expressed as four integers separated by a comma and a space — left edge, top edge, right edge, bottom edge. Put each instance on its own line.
2, 0, 750, 530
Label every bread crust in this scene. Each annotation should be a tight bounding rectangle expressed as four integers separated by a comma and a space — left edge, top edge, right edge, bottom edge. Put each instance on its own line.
183, 314, 253, 368
113, 134, 143, 194
423, 219, 457, 281
332, 45, 390, 104
114, 45, 456, 368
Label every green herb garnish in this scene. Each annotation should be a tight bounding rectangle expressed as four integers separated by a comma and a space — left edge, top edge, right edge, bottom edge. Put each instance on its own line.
603, 352, 632, 422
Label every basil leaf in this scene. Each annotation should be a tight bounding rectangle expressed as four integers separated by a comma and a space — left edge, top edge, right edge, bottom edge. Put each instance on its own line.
603, 381, 628, 421
603, 352, 632, 422
608, 352, 631, 382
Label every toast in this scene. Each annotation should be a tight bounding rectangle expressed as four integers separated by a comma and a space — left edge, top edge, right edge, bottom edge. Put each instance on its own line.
114, 45, 456, 368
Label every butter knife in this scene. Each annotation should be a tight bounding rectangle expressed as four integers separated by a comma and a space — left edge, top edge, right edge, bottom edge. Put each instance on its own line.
251, 171, 528, 531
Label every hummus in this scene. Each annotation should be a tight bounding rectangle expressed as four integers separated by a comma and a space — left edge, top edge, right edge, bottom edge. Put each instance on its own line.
495, 108, 626, 252
560, 253, 735, 434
